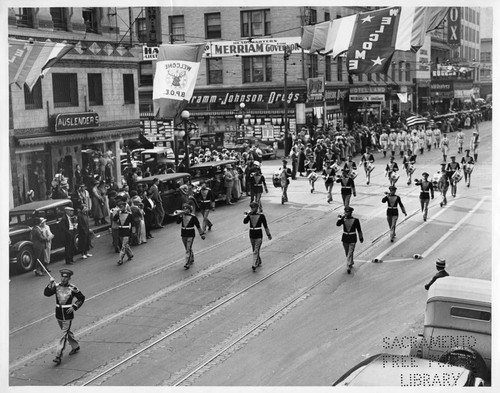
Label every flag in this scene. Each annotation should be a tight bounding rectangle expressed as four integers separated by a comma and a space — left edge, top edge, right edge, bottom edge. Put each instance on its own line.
153, 43, 205, 122
9, 38, 73, 91
405, 115, 427, 127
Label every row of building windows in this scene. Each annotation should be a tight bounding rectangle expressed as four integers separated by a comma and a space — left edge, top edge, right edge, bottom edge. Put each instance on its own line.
461, 46, 480, 61
464, 7, 479, 25
14, 7, 100, 33
23, 73, 135, 110
463, 25, 480, 44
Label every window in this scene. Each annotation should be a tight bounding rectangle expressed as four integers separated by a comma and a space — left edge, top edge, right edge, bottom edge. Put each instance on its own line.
391, 62, 396, 81
324, 12, 330, 22
337, 57, 343, 82
398, 61, 404, 81
123, 74, 135, 104
52, 73, 78, 107
242, 56, 272, 83
205, 13, 221, 39
169, 15, 185, 42
325, 56, 331, 81
15, 8, 33, 27
87, 73, 103, 106
367, 73, 372, 81
451, 307, 491, 321
82, 8, 98, 33
405, 64, 411, 82
50, 8, 67, 31
139, 62, 153, 85
308, 8, 317, 24
241, 9, 271, 37
308, 55, 318, 78
24, 79, 42, 110
136, 18, 147, 43
207, 58, 223, 84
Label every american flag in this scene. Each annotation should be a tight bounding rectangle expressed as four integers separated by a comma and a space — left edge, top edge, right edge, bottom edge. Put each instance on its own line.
405, 115, 428, 127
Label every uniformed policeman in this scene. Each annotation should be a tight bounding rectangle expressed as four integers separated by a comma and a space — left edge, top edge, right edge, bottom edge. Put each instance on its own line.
244, 201, 272, 271
44, 269, 85, 365
336, 206, 364, 274
382, 186, 407, 242
424, 258, 449, 290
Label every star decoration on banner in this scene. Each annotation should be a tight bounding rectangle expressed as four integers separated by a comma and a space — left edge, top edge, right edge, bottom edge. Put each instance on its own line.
361, 15, 374, 23
371, 56, 384, 65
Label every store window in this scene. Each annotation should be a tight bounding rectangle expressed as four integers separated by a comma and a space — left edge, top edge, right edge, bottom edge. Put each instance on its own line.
88, 73, 103, 106
52, 73, 78, 107
205, 13, 221, 39
24, 79, 43, 110
82, 7, 98, 33
50, 8, 67, 31
123, 74, 135, 104
207, 58, 223, 84
243, 56, 272, 83
136, 18, 147, 43
169, 15, 185, 42
14, 8, 33, 27
241, 9, 270, 37
139, 62, 153, 86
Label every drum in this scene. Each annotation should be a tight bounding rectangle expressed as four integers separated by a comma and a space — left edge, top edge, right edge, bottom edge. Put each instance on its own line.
464, 163, 474, 174
407, 164, 416, 175
452, 170, 463, 183
390, 172, 400, 182
308, 172, 319, 182
350, 170, 358, 179
366, 163, 375, 173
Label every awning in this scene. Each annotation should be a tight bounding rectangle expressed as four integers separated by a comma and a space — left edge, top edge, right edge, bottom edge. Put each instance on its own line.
17, 127, 140, 147
190, 109, 295, 116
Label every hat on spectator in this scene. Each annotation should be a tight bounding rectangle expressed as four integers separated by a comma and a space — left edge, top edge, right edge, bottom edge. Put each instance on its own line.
422, 172, 429, 177
436, 258, 446, 268
344, 206, 354, 212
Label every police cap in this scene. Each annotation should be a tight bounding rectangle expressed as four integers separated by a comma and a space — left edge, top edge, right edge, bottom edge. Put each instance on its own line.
59, 269, 73, 278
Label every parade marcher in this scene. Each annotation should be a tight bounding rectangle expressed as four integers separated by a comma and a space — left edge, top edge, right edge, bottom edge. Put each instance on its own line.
402, 149, 417, 185
60, 207, 76, 265
470, 130, 480, 162
425, 127, 434, 152
424, 258, 449, 290
382, 186, 407, 242
344, 155, 357, 177
307, 164, 319, 193
433, 124, 442, 149
385, 156, 400, 187
297, 146, 306, 176
418, 128, 426, 155
76, 207, 92, 259
359, 149, 375, 185
455, 129, 465, 154
410, 129, 419, 155
196, 181, 216, 232
44, 269, 85, 365
322, 162, 336, 203
150, 178, 165, 228
461, 150, 475, 187
278, 159, 292, 204
176, 203, 205, 269
397, 129, 406, 158
32, 217, 50, 276
440, 133, 450, 162
244, 201, 272, 271
388, 128, 398, 157
379, 128, 389, 158
336, 206, 364, 274
445, 155, 461, 198
249, 164, 268, 213
437, 162, 450, 207
113, 201, 134, 265
336, 168, 356, 208
415, 172, 434, 221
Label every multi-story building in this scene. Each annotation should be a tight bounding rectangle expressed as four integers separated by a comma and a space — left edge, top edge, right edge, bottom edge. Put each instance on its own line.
479, 38, 492, 100
8, 7, 144, 207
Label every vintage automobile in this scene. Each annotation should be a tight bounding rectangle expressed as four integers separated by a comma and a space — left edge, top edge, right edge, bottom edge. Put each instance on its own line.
409, 276, 491, 384
140, 146, 176, 174
189, 159, 238, 202
9, 199, 77, 273
333, 353, 483, 386
134, 172, 192, 217
232, 137, 276, 160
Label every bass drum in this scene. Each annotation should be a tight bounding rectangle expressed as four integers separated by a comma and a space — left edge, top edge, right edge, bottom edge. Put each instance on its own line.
439, 347, 489, 382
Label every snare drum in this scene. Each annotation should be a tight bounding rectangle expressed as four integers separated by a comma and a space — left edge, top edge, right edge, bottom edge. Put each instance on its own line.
366, 163, 375, 173
407, 164, 416, 175
464, 163, 474, 174
452, 170, 463, 183
350, 170, 358, 179
390, 172, 400, 182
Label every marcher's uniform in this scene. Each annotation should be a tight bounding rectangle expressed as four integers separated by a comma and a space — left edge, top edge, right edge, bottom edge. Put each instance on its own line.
322, 166, 336, 202
433, 128, 442, 148
44, 278, 85, 362
446, 161, 461, 197
379, 132, 389, 157
243, 212, 271, 270
470, 132, 480, 161
402, 153, 416, 185
359, 153, 375, 185
415, 178, 434, 221
455, 131, 465, 153
177, 213, 204, 269
381, 193, 407, 242
385, 161, 399, 187
440, 137, 450, 160
438, 170, 450, 207
113, 210, 134, 265
249, 172, 268, 212
336, 215, 363, 272
336, 175, 356, 207
197, 188, 216, 232
461, 155, 475, 187
279, 166, 292, 203
425, 129, 434, 151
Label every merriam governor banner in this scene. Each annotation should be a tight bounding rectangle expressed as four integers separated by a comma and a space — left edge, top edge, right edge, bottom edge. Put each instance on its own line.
153, 43, 205, 122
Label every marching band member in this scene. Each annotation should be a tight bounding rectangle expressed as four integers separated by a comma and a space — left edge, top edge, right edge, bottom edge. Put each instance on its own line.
336, 206, 363, 274
307, 161, 319, 193
470, 130, 480, 162
385, 156, 399, 187
425, 127, 434, 152
359, 148, 375, 185
415, 172, 434, 221
344, 155, 357, 177
455, 129, 465, 154
437, 162, 450, 207
402, 149, 417, 186
397, 129, 406, 158
176, 203, 205, 269
440, 133, 450, 162
382, 185, 407, 242
249, 164, 268, 213
433, 124, 442, 149
445, 156, 461, 198
279, 159, 292, 204
322, 162, 336, 203
195, 181, 216, 233
461, 149, 475, 187
379, 128, 389, 158
418, 128, 426, 155
410, 129, 419, 155
244, 201, 272, 272
336, 168, 357, 208
388, 128, 398, 157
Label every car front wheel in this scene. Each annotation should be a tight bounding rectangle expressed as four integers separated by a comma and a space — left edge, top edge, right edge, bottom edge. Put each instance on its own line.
17, 245, 35, 273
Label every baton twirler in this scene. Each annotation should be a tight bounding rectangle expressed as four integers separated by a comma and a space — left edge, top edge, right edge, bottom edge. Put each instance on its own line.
36, 259, 55, 281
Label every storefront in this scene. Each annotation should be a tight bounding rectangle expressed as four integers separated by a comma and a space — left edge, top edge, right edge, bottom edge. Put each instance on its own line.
430, 82, 454, 114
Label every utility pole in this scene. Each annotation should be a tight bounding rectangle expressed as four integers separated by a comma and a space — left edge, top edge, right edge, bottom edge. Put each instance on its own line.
283, 46, 293, 157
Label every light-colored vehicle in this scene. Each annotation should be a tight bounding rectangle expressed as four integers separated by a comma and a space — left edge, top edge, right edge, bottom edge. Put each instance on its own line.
333, 353, 483, 386
410, 276, 491, 384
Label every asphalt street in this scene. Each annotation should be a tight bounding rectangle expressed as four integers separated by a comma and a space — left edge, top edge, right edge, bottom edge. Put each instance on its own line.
8, 121, 493, 386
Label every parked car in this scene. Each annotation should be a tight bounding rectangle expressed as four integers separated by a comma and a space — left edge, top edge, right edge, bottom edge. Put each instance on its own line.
140, 146, 175, 174
134, 172, 192, 217
9, 199, 77, 273
233, 137, 276, 160
409, 276, 491, 384
189, 159, 238, 202
333, 353, 483, 386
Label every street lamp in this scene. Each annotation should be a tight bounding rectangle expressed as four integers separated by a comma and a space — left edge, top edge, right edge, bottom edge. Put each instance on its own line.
174, 110, 197, 172
234, 102, 250, 137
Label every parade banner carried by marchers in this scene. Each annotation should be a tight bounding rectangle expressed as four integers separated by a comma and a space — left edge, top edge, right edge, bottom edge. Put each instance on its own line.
9, 38, 73, 91
153, 44, 205, 122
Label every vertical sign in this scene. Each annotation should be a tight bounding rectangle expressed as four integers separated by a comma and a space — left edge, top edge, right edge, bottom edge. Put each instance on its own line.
146, 7, 161, 46
448, 7, 461, 46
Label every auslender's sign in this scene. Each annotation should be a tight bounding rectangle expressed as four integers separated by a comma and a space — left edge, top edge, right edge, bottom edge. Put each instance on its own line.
55, 112, 100, 132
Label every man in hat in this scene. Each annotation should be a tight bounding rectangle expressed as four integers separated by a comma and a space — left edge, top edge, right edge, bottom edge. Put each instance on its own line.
415, 172, 434, 221
113, 201, 134, 265
336, 168, 356, 208
32, 217, 50, 276
244, 201, 272, 271
249, 164, 268, 213
470, 130, 480, 162
150, 178, 164, 228
461, 150, 475, 187
60, 206, 76, 265
336, 206, 364, 274
445, 155, 461, 198
424, 258, 449, 290
44, 269, 85, 365
176, 203, 205, 269
379, 128, 389, 158
437, 162, 450, 207
455, 128, 465, 154
439, 133, 450, 162
385, 156, 399, 187
278, 159, 292, 204
382, 186, 407, 242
